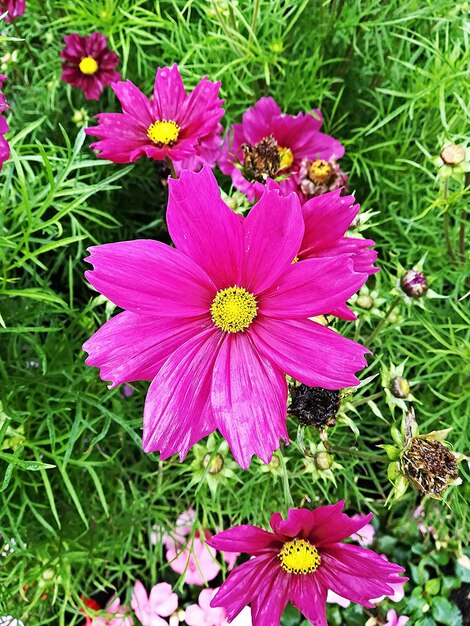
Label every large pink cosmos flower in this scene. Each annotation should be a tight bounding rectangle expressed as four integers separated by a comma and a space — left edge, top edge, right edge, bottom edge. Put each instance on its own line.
60, 33, 121, 101
85, 64, 224, 167
0, 0, 25, 22
131, 581, 178, 626
208, 502, 407, 626
83, 167, 370, 468
219, 97, 344, 201
0, 74, 10, 171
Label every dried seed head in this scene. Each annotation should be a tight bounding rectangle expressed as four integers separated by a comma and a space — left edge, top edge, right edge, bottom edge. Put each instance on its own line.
299, 158, 348, 198
242, 135, 281, 182
289, 385, 341, 427
440, 144, 466, 166
400, 269, 429, 298
402, 438, 458, 496
391, 376, 410, 399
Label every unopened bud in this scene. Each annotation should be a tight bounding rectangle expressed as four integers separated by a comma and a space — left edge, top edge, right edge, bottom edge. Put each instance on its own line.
400, 269, 428, 298
357, 294, 374, 310
203, 453, 224, 475
391, 376, 410, 399
440, 144, 466, 166
315, 451, 333, 470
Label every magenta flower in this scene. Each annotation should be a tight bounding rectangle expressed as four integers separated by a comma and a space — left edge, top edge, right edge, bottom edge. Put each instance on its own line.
0, 74, 10, 171
131, 581, 178, 626
83, 167, 370, 468
219, 97, 344, 201
60, 33, 121, 101
85, 64, 224, 167
208, 502, 407, 626
0, 0, 25, 22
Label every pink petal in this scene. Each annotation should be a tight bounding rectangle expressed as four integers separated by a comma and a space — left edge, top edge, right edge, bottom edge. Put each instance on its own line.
112, 80, 154, 125
142, 328, 222, 459
149, 582, 178, 617
241, 186, 304, 294
178, 77, 224, 139
211, 332, 288, 468
208, 525, 281, 556
308, 503, 374, 546
167, 167, 244, 288
85, 240, 216, 317
251, 316, 370, 389
211, 553, 279, 620
259, 256, 367, 319
185, 604, 205, 626
241, 97, 282, 144
289, 574, 328, 626
270, 112, 340, 162
269, 509, 316, 540
300, 189, 359, 254
83, 312, 210, 388
152, 64, 187, 121
85, 112, 149, 163
249, 565, 290, 626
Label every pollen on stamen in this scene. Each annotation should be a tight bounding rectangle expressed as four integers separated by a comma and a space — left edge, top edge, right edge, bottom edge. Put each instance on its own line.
147, 119, 180, 145
278, 146, 294, 170
210, 286, 258, 333
278, 539, 321, 575
79, 56, 99, 75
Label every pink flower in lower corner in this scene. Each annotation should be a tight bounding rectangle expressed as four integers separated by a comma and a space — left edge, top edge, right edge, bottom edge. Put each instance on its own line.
350, 514, 376, 546
0, 74, 10, 171
131, 580, 178, 626
60, 33, 121, 101
219, 96, 344, 201
83, 596, 133, 626
0, 0, 25, 22
83, 167, 370, 468
207, 502, 407, 626
186, 589, 253, 626
85, 63, 224, 167
384, 609, 409, 626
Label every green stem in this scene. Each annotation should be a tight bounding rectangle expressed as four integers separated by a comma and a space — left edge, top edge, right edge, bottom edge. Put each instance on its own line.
443, 179, 456, 262
166, 158, 177, 179
459, 220, 466, 263
279, 449, 294, 510
250, 0, 261, 42
365, 296, 400, 344
326, 443, 386, 463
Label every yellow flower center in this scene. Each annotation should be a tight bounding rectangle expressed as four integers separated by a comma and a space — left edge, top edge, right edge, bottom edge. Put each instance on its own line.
79, 56, 99, 76
210, 286, 258, 333
278, 539, 321, 575
147, 120, 180, 145
309, 159, 332, 184
292, 256, 300, 264
278, 146, 294, 170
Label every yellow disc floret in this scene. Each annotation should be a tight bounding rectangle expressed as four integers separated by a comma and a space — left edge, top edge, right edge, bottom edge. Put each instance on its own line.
147, 120, 180, 145
278, 146, 294, 170
309, 159, 332, 184
210, 286, 258, 333
278, 539, 321, 575
79, 56, 99, 75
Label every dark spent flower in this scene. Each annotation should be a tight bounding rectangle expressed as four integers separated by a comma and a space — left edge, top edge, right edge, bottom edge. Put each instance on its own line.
400, 269, 428, 298
241, 134, 283, 182
402, 438, 459, 496
289, 385, 341, 428
60, 33, 121, 101
298, 158, 348, 201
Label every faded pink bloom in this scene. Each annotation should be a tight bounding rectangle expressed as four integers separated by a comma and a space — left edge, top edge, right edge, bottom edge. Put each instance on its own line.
166, 534, 220, 585
326, 589, 351, 608
219, 96, 344, 201
209, 502, 407, 626
131, 580, 178, 626
88, 596, 133, 626
186, 589, 252, 626
0, 74, 10, 171
297, 157, 348, 202
86, 64, 224, 167
384, 609, 409, 626
60, 33, 121, 101
350, 514, 375, 547
0, 0, 25, 22
83, 168, 371, 469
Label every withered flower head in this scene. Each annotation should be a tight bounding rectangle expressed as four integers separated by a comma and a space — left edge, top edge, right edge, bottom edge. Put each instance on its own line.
299, 158, 348, 199
289, 385, 341, 428
242, 135, 281, 182
402, 437, 458, 496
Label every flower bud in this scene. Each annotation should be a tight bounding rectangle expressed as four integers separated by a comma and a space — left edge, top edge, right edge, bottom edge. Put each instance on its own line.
315, 451, 334, 470
289, 385, 340, 428
440, 144, 466, 166
391, 376, 410, 399
400, 269, 428, 298
203, 452, 224, 475
356, 294, 374, 310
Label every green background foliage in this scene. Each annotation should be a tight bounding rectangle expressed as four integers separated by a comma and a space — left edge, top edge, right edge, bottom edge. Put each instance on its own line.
0, 0, 468, 624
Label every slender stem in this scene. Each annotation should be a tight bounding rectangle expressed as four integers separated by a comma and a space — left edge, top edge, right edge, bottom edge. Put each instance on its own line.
250, 0, 261, 43
279, 449, 294, 510
325, 443, 386, 464
365, 296, 400, 344
166, 157, 177, 179
442, 178, 456, 262
459, 220, 466, 263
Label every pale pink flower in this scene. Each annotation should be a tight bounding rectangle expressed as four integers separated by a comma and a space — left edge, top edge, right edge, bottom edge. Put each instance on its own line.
384, 608, 409, 626
166, 534, 220, 585
326, 589, 351, 608
350, 514, 375, 547
186, 589, 252, 626
89, 597, 133, 626
131, 581, 178, 626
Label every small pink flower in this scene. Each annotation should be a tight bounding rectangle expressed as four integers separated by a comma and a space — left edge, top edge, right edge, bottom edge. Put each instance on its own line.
208, 502, 407, 626
166, 534, 221, 585
326, 590, 351, 608
131, 580, 178, 626
186, 589, 252, 626
384, 609, 409, 626
350, 514, 375, 547
83, 167, 371, 469
219, 96, 344, 201
86, 597, 133, 626
60, 33, 121, 101
0, 0, 25, 22
0, 74, 10, 171
85, 64, 224, 167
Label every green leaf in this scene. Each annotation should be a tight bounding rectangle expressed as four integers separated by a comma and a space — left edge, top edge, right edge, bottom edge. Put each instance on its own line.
425, 577, 440, 595
432, 598, 462, 625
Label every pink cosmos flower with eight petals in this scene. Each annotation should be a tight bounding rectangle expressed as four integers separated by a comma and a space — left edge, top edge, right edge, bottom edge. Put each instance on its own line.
83, 167, 371, 468
208, 502, 407, 626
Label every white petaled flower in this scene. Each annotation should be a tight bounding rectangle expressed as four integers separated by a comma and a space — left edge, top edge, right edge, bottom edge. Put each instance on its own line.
0, 617, 25, 626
